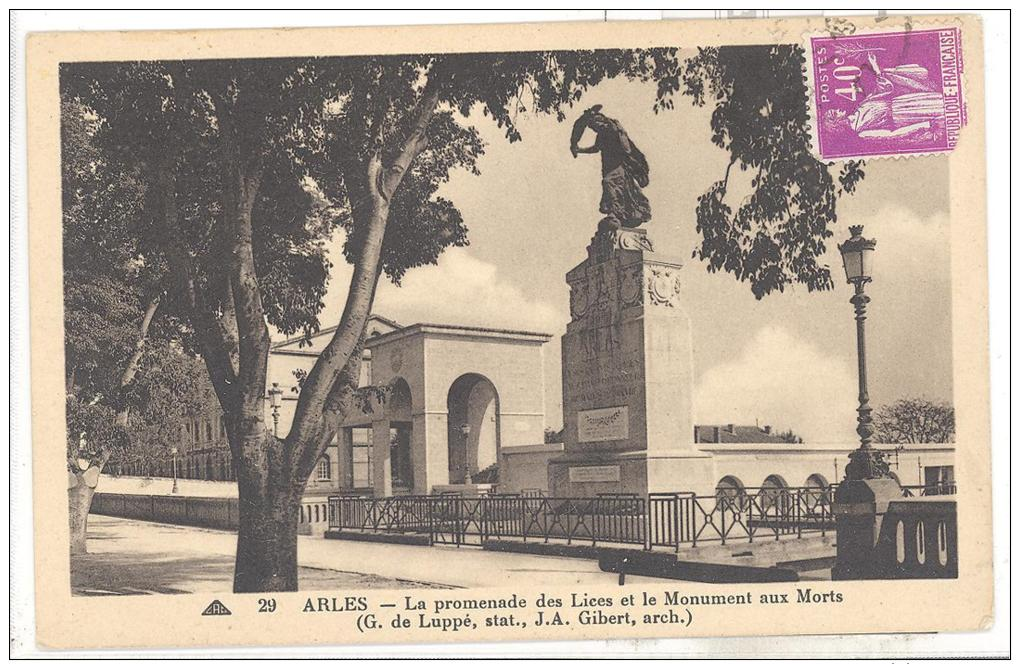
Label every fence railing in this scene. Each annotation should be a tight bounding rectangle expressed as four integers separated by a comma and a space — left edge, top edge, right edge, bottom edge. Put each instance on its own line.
900, 482, 957, 497
328, 485, 839, 550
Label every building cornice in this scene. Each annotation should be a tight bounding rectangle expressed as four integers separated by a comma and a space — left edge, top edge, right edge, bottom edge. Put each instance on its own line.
365, 322, 552, 348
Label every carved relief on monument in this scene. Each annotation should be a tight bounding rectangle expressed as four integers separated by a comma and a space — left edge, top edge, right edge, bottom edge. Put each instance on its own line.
646, 266, 682, 308
569, 280, 590, 321
618, 264, 643, 309
617, 230, 654, 253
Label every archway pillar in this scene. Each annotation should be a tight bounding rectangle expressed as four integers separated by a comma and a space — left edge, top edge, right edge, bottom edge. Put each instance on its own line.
414, 412, 448, 494
371, 419, 392, 497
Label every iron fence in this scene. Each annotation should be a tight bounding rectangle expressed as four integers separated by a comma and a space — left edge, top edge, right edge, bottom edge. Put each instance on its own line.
901, 482, 957, 497
328, 484, 842, 549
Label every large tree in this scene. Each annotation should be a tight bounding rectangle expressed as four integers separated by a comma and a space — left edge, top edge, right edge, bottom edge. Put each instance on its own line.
62, 44, 863, 591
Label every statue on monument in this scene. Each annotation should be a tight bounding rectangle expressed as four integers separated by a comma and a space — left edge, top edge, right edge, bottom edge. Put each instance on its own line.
570, 105, 652, 233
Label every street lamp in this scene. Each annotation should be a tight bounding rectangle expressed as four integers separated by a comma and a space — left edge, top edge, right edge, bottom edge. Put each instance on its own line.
459, 423, 472, 484
170, 446, 179, 494
268, 382, 283, 437
76, 433, 90, 472
837, 225, 890, 481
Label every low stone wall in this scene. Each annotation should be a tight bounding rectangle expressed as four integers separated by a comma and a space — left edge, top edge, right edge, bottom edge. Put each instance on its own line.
499, 443, 563, 494
90, 492, 331, 534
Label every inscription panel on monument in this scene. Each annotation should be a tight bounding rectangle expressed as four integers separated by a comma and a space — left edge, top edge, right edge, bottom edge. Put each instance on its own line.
568, 465, 621, 483
564, 332, 643, 411
577, 405, 629, 442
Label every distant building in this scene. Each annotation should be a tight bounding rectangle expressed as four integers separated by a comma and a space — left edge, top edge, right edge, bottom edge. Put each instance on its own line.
695, 424, 801, 445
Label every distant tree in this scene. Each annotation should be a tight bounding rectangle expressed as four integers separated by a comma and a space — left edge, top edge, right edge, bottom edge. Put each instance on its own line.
776, 429, 803, 445
875, 398, 955, 445
544, 428, 564, 444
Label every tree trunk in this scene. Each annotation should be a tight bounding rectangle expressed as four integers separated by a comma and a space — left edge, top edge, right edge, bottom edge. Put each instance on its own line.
68, 474, 97, 554
233, 475, 303, 593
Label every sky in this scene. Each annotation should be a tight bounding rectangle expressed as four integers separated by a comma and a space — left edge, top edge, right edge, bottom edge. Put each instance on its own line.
307, 73, 953, 446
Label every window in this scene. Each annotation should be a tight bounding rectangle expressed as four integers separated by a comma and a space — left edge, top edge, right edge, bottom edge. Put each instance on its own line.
317, 456, 332, 481
351, 427, 373, 489
924, 465, 955, 494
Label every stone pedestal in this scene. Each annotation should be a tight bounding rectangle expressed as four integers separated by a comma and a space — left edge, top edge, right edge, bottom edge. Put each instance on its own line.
831, 477, 904, 579
549, 228, 708, 497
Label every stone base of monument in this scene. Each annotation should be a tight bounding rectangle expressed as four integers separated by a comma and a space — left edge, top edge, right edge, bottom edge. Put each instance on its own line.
547, 450, 716, 498
552, 226, 708, 498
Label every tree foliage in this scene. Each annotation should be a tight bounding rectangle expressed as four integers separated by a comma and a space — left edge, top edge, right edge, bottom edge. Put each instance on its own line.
875, 398, 955, 445
681, 45, 866, 298
62, 96, 211, 471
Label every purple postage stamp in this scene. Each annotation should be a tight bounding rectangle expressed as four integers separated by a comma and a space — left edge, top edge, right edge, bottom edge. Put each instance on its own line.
806, 27, 966, 160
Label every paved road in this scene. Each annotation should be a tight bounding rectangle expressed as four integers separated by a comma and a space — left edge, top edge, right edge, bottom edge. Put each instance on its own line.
73, 516, 672, 595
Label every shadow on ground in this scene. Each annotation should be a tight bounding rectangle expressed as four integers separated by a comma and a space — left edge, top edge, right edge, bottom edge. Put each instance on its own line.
71, 520, 451, 595
71, 551, 449, 596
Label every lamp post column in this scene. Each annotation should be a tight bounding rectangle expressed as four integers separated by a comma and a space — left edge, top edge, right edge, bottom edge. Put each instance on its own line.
837, 225, 889, 482
171, 446, 179, 494
844, 282, 887, 480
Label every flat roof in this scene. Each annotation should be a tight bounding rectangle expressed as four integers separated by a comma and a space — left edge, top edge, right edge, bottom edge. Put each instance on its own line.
365, 322, 552, 348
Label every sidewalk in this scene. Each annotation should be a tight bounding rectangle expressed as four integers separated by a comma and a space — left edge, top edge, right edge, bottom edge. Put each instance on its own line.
72, 516, 448, 595
73, 516, 672, 595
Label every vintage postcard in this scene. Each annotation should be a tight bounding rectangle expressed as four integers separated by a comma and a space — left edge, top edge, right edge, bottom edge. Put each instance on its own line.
24, 13, 992, 652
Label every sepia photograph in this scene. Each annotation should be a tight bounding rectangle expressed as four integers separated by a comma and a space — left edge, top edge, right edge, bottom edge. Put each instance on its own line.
17, 11, 998, 653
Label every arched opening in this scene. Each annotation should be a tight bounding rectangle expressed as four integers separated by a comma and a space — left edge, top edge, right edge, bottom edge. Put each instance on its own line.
388, 378, 414, 490
804, 473, 831, 513
806, 473, 829, 489
758, 474, 791, 513
446, 373, 500, 485
715, 475, 747, 511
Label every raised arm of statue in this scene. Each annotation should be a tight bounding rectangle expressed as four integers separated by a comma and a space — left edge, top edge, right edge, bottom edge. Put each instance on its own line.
570, 111, 597, 158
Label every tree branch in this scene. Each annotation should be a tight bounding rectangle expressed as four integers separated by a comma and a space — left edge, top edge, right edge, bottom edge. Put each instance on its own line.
114, 294, 161, 427
216, 97, 271, 422
288, 75, 444, 449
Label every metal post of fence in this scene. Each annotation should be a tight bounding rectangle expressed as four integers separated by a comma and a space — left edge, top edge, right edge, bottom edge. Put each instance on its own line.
481, 497, 488, 544
673, 495, 680, 553
542, 499, 550, 544
796, 490, 803, 539
427, 496, 435, 546
643, 496, 651, 551
455, 497, 462, 547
